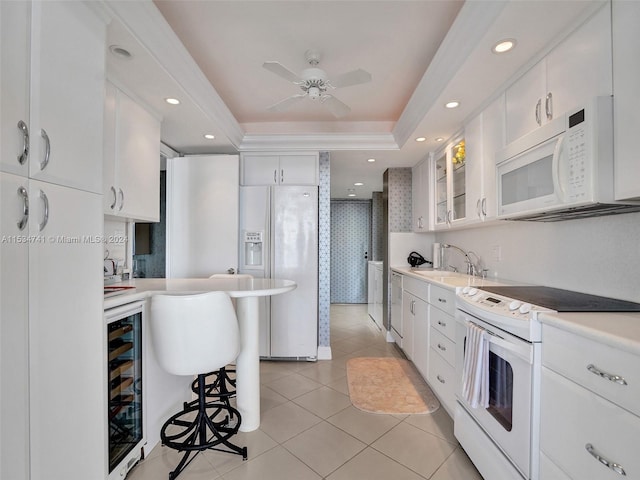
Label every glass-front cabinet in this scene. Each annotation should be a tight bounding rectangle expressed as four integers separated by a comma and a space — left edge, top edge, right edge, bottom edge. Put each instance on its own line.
434, 137, 466, 228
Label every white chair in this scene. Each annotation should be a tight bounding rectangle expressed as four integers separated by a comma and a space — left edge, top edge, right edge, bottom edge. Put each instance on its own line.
191, 274, 253, 402
150, 292, 247, 480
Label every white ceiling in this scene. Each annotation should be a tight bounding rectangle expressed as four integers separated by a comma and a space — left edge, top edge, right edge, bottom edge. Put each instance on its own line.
104, 0, 605, 199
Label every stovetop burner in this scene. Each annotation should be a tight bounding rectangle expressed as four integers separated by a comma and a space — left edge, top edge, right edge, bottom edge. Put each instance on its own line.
478, 286, 640, 312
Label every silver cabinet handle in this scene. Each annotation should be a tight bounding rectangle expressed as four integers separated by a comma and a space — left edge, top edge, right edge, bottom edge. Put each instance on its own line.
18, 120, 29, 165
273, 169, 277, 183
535, 99, 542, 126
481, 198, 487, 217
109, 186, 117, 210
476, 199, 481, 219
585, 444, 626, 476
280, 169, 284, 184
545, 92, 553, 120
587, 364, 628, 386
437, 343, 446, 351
437, 320, 447, 327
118, 188, 124, 211
38, 189, 49, 231
438, 298, 447, 304
40, 129, 50, 171
17, 186, 29, 230
436, 375, 445, 384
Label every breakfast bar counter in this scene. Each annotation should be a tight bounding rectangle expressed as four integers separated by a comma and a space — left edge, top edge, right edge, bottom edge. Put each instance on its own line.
104, 277, 297, 432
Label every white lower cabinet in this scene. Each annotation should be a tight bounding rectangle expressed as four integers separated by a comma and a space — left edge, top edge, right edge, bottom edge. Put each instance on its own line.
401, 276, 429, 361
427, 345, 456, 415
541, 323, 640, 480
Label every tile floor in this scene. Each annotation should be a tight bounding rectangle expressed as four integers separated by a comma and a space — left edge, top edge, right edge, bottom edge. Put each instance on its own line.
127, 304, 482, 480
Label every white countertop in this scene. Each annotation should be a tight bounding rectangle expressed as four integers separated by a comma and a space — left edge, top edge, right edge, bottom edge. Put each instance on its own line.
104, 277, 296, 310
539, 311, 640, 356
391, 266, 507, 290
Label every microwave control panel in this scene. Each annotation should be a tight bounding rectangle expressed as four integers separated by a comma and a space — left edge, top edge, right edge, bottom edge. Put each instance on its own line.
566, 108, 588, 200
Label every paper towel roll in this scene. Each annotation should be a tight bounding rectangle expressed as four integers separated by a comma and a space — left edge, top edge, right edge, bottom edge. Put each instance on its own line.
432, 243, 441, 269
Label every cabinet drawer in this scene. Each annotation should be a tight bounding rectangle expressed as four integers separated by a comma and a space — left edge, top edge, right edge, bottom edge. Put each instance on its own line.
428, 347, 456, 414
543, 324, 640, 417
541, 367, 640, 479
430, 306, 455, 341
430, 284, 455, 316
403, 276, 428, 301
430, 328, 455, 367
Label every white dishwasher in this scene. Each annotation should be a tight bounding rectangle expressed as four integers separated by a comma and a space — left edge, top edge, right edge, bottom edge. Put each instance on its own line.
390, 271, 403, 346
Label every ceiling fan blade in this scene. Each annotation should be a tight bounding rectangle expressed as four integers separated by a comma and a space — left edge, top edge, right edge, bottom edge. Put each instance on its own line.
263, 61, 302, 83
329, 68, 372, 88
321, 95, 351, 118
266, 94, 306, 112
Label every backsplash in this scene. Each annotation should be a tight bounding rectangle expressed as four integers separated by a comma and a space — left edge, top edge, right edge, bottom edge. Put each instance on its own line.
104, 218, 128, 271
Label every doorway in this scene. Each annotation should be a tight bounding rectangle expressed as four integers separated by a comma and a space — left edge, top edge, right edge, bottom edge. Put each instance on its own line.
330, 199, 371, 303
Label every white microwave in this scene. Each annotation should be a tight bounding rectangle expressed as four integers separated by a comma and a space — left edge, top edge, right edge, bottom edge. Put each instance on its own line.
496, 96, 640, 221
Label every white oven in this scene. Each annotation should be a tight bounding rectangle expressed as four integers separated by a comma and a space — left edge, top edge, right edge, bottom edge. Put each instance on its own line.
454, 287, 547, 480
455, 312, 540, 479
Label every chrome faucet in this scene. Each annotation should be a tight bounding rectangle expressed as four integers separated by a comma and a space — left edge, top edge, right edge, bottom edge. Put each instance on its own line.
441, 244, 480, 276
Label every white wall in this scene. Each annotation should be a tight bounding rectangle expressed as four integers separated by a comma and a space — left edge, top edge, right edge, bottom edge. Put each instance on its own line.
434, 211, 640, 303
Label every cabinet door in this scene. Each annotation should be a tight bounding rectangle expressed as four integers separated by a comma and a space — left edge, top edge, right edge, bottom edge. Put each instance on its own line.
0, 173, 30, 480
505, 61, 546, 144
103, 81, 117, 214
116, 91, 161, 222
0, 1, 30, 177
241, 155, 279, 185
279, 154, 318, 185
546, 4, 612, 119
450, 139, 466, 223
28, 181, 104, 480
412, 160, 430, 231
613, 1, 640, 200
402, 293, 416, 359
464, 114, 483, 223
434, 152, 447, 227
29, 2, 105, 193
413, 302, 429, 379
480, 95, 504, 220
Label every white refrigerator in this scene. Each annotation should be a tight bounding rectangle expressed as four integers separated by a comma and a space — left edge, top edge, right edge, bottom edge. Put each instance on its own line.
239, 185, 318, 360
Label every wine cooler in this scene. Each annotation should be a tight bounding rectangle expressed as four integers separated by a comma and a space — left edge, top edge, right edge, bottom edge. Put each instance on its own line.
105, 301, 145, 480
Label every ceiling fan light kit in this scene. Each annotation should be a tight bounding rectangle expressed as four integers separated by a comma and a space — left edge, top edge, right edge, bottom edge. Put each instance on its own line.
263, 49, 371, 118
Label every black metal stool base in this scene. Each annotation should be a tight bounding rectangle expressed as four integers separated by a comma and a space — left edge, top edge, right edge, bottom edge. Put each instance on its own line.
162, 373, 247, 480
191, 366, 236, 399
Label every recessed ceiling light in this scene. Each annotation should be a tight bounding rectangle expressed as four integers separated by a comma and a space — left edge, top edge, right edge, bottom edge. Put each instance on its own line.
109, 45, 132, 60
436, 137, 445, 142
354, 182, 364, 186
165, 98, 180, 105
347, 193, 356, 197
415, 137, 427, 142
203, 134, 215, 140
367, 158, 376, 163
492, 38, 517, 54
445, 101, 460, 109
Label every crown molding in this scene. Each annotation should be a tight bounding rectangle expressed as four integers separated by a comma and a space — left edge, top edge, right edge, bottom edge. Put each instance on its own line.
101, 0, 245, 148
239, 133, 398, 152
392, 1, 507, 148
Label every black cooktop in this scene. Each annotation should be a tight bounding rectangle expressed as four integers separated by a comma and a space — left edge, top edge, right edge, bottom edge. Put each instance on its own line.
478, 286, 640, 312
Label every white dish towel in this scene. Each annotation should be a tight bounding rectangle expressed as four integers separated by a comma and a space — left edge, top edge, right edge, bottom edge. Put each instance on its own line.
461, 321, 490, 408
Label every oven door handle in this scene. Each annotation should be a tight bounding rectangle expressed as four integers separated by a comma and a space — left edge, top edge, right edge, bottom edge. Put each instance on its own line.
466, 319, 533, 363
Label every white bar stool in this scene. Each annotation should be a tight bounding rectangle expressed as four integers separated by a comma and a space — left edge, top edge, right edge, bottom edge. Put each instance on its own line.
190, 274, 253, 402
150, 292, 247, 480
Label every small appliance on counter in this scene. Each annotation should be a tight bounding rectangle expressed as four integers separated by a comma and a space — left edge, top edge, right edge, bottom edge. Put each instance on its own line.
407, 251, 432, 268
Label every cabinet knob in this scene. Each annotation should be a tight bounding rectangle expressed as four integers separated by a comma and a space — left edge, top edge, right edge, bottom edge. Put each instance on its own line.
585, 443, 626, 476
40, 129, 51, 171
38, 189, 49, 232
535, 99, 542, 126
545, 92, 553, 120
18, 120, 29, 165
436, 375, 446, 384
586, 364, 628, 386
17, 186, 29, 231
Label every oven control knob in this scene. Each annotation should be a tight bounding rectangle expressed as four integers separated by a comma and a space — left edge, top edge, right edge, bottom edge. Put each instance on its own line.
468, 288, 479, 296
462, 286, 471, 295
519, 303, 532, 314
509, 300, 521, 311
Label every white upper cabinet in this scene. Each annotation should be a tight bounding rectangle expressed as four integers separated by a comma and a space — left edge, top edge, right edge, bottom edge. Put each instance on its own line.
613, 0, 640, 200
465, 95, 505, 224
0, 1, 30, 177
241, 153, 319, 185
433, 137, 466, 229
412, 158, 430, 232
103, 82, 161, 222
505, 4, 612, 145
28, 1, 105, 193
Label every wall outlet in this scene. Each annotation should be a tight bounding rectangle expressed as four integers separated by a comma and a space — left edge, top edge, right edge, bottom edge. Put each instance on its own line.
491, 245, 502, 262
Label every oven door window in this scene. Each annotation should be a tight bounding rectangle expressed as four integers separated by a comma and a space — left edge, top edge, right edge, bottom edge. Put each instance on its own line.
488, 351, 514, 432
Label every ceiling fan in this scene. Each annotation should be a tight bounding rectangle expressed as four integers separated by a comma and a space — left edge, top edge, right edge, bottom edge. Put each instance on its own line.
263, 49, 372, 118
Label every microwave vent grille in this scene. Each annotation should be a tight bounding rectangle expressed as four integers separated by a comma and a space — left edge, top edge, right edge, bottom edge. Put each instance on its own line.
503, 202, 640, 222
